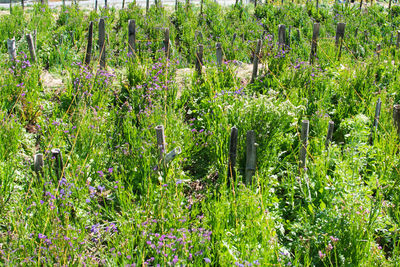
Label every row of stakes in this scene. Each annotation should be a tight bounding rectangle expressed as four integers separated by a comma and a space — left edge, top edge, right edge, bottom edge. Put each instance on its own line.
32, 99, 400, 185
7, 19, 399, 83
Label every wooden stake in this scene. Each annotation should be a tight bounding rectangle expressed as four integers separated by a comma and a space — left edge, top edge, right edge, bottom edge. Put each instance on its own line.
85, 21, 93, 65
128, 19, 136, 56
51, 149, 63, 181
164, 28, 170, 58
155, 125, 166, 162
251, 39, 262, 84
376, 44, 381, 59
310, 23, 320, 64
369, 98, 382, 145
95, 0, 98, 11
245, 130, 256, 185
26, 34, 36, 63
146, 0, 149, 12
278, 24, 286, 48
195, 44, 203, 76
122, 0, 125, 8
7, 38, 16, 61
325, 121, 334, 149
335, 23, 346, 47
231, 33, 237, 46
21, 0, 24, 9
393, 105, 400, 138
228, 127, 238, 181
216, 42, 223, 66
98, 18, 106, 69
299, 120, 309, 170
397, 30, 400, 49
34, 153, 44, 178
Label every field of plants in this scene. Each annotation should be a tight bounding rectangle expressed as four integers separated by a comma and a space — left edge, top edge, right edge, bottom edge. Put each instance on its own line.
2, 0, 400, 265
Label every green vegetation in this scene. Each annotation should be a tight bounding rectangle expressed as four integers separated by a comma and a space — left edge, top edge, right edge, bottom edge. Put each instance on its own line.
1, 1, 400, 266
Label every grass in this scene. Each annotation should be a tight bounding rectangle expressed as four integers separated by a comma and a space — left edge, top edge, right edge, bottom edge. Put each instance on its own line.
0, 0, 400, 266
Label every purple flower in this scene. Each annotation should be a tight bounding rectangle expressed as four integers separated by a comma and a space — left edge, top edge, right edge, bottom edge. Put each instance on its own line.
97, 170, 104, 177
318, 250, 326, 259
204, 258, 211, 263
38, 233, 46, 239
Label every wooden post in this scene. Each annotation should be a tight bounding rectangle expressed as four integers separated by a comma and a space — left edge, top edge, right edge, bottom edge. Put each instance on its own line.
26, 34, 36, 63
335, 23, 346, 47
394, 105, 400, 138
21, 0, 24, 10
146, 0, 149, 12
200, 0, 203, 15
245, 130, 256, 185
278, 24, 286, 48
369, 98, 382, 145
325, 121, 334, 149
309, 23, 320, 64
95, 0, 98, 11
34, 153, 44, 178
10, 0, 12, 14
51, 149, 63, 181
216, 42, 223, 66
7, 38, 16, 61
128, 19, 136, 56
155, 125, 166, 162
195, 44, 203, 76
250, 39, 262, 84
359, 0, 363, 9
376, 44, 381, 59
299, 120, 309, 170
99, 18, 106, 69
231, 33, 237, 46
105, 0, 107, 8
164, 28, 170, 59
288, 26, 291, 47
254, 0, 257, 9
397, 30, 400, 49
85, 21, 93, 65
228, 127, 238, 181
122, 0, 125, 8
